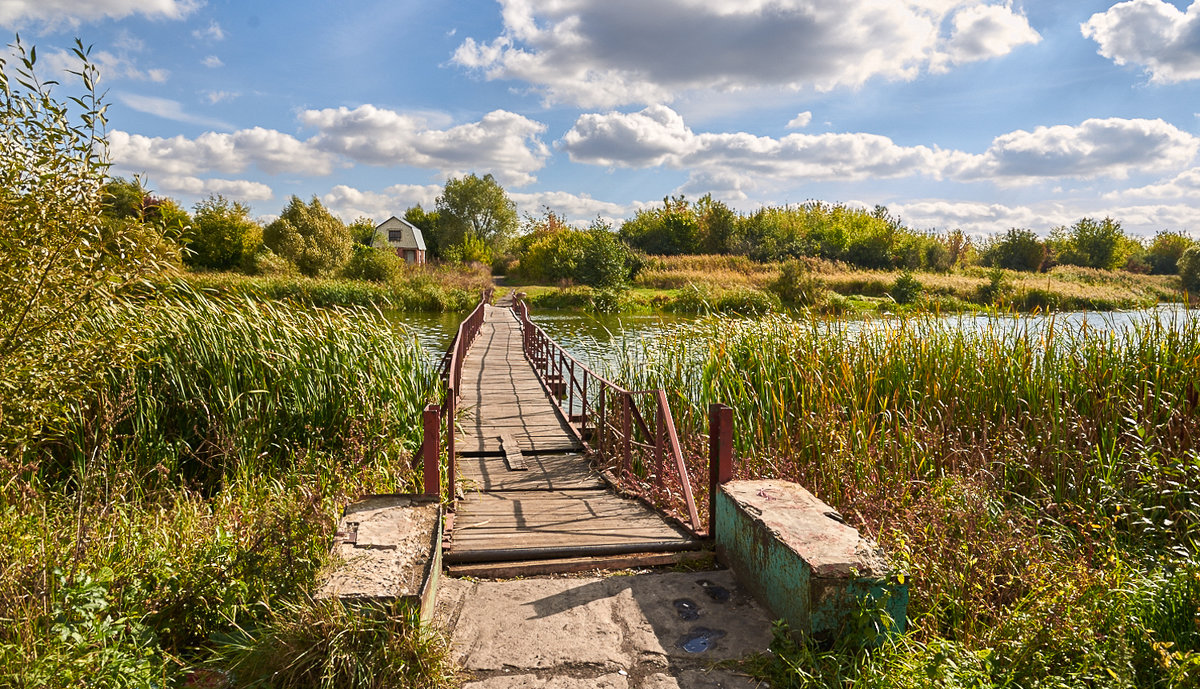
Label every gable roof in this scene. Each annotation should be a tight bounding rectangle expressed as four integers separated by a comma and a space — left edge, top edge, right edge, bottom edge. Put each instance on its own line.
377, 216, 426, 251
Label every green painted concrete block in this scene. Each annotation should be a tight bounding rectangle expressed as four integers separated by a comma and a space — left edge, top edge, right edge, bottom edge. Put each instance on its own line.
715, 480, 907, 643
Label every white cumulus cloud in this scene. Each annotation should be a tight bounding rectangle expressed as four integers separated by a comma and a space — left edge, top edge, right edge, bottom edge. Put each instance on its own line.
156, 176, 274, 201
108, 128, 339, 178
562, 104, 949, 190
0, 0, 200, 27
951, 117, 1199, 182
453, 0, 1040, 107
786, 111, 813, 129
301, 105, 550, 186
939, 3, 1041, 67
1083, 0, 1200, 83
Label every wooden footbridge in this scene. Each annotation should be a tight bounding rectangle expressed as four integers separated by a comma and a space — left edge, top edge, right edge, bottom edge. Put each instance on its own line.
418, 292, 734, 576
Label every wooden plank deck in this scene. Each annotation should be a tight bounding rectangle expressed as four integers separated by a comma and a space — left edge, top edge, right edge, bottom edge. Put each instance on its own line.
447, 299, 700, 568
457, 305, 580, 456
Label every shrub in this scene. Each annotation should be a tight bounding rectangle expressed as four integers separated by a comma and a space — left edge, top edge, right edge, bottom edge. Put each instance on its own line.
975, 267, 1013, 304
1147, 231, 1196, 275
889, 272, 923, 305
769, 259, 823, 306
263, 196, 353, 277
1180, 245, 1200, 293
1052, 217, 1128, 270
980, 228, 1046, 272
342, 245, 405, 283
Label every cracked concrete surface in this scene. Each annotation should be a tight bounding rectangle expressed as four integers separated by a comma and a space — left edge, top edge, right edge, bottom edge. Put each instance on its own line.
437, 569, 771, 688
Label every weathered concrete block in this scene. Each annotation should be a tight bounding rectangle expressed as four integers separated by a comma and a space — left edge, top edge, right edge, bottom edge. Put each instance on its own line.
316, 494, 442, 622
715, 480, 907, 642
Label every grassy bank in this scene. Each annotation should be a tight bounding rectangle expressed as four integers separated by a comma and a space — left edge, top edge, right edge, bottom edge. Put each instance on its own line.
519, 254, 1184, 315
184, 262, 492, 311
0, 289, 456, 688
620, 313, 1200, 687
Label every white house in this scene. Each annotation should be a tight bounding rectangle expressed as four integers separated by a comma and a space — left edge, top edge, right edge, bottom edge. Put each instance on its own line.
376, 216, 427, 265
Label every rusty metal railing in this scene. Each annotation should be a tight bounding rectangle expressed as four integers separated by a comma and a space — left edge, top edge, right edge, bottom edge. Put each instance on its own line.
511, 298, 706, 534
421, 288, 493, 506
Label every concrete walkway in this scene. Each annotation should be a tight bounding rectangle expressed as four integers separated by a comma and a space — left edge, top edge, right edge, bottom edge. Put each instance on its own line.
436, 568, 772, 688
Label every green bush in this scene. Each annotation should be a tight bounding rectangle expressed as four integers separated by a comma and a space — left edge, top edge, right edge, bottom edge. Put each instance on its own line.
980, 228, 1046, 272
342, 245, 406, 282
1180, 246, 1200, 293
769, 259, 823, 306
889, 272, 923, 305
1147, 231, 1196, 275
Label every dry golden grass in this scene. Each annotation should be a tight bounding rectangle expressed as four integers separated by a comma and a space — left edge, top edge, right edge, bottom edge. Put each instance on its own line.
633, 254, 1182, 309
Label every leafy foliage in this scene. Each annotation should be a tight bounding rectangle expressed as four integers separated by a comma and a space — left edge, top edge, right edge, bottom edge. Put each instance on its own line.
980, 228, 1046, 272
186, 194, 261, 271
1180, 245, 1200, 293
435, 173, 516, 257
0, 38, 176, 456
341, 244, 406, 282
262, 195, 352, 277
1146, 231, 1196, 275
1052, 216, 1129, 270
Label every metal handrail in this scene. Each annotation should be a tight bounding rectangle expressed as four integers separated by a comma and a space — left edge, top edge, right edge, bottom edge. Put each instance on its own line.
511, 299, 702, 533
429, 288, 493, 506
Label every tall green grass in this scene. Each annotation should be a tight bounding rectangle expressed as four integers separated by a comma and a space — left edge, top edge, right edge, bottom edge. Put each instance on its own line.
0, 288, 455, 688
620, 312, 1200, 686
182, 272, 481, 312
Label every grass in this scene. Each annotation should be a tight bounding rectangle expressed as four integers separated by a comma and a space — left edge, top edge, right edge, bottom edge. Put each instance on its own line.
0, 287, 457, 688
182, 262, 492, 312
618, 311, 1200, 687
615, 255, 1185, 315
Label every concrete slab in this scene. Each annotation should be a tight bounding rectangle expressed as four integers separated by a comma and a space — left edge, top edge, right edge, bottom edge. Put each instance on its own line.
438, 569, 771, 688
465, 673, 629, 689
315, 495, 441, 620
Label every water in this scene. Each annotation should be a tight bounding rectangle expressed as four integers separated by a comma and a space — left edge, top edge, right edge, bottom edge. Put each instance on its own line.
384, 304, 1198, 373
382, 309, 697, 373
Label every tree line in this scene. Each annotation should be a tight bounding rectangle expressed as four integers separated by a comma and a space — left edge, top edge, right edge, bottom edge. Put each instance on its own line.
110, 172, 1200, 293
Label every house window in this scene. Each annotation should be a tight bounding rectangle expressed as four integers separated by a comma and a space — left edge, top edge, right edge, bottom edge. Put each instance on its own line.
388, 229, 404, 242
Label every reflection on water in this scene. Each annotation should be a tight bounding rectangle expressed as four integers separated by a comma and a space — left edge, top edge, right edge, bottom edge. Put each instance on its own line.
383, 304, 1197, 373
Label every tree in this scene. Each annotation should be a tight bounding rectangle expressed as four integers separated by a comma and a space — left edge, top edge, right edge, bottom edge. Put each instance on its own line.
1052, 217, 1127, 270
980, 228, 1047, 272
435, 173, 517, 256
262, 196, 352, 277
347, 216, 379, 247
1, 39, 175, 452
1146, 231, 1196, 275
186, 194, 261, 270
696, 194, 737, 254
1179, 245, 1200, 293
619, 196, 700, 255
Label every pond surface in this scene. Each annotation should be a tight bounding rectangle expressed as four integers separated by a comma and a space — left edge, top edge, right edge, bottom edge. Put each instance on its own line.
386, 304, 1198, 373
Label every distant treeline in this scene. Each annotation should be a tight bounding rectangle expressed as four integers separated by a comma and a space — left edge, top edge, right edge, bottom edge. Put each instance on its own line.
112, 172, 1200, 292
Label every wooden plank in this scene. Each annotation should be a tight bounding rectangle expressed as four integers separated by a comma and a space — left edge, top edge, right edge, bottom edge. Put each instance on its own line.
447, 550, 715, 578
447, 490, 699, 562
500, 434, 526, 471
457, 454, 605, 491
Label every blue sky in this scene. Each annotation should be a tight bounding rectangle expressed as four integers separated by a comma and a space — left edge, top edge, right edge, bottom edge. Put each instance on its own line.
7, 0, 1200, 237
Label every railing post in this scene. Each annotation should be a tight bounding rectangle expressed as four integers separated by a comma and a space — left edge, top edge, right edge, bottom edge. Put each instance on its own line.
621, 393, 632, 475
654, 395, 665, 489
446, 394, 457, 508
599, 386, 607, 456
708, 403, 733, 536
423, 404, 440, 496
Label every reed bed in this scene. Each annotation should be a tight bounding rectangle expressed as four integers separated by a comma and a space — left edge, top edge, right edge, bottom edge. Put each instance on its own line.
183, 268, 488, 312
0, 289, 455, 687
620, 312, 1200, 686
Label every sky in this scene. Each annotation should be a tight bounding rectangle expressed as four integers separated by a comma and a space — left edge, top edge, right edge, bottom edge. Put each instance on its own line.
7, 0, 1200, 238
